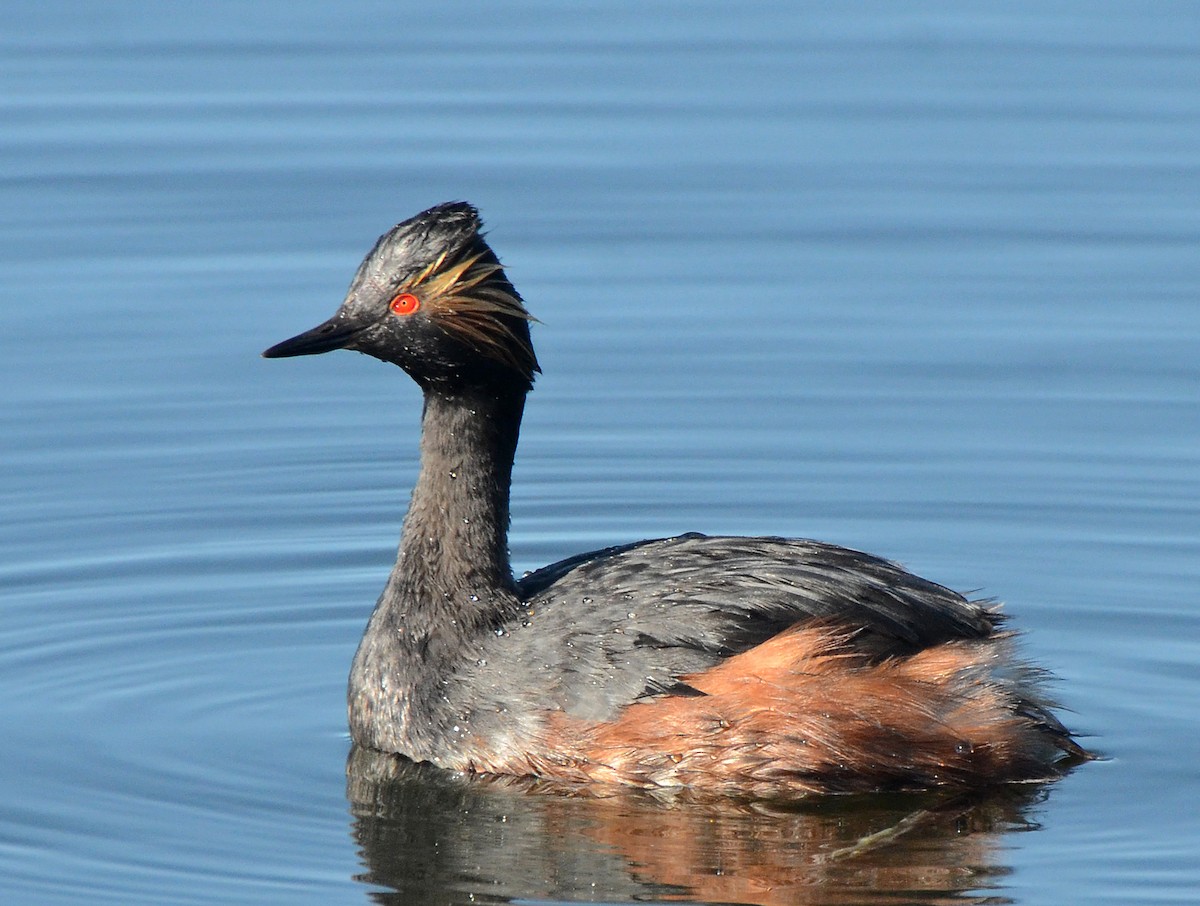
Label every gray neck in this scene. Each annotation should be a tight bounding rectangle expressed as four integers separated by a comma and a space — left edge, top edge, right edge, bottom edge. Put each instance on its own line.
388, 386, 524, 629
348, 384, 526, 756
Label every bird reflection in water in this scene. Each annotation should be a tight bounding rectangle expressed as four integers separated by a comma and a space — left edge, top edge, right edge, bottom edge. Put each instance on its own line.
347, 746, 1057, 905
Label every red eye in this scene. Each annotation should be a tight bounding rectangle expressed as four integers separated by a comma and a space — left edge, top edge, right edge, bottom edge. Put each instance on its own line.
389, 293, 420, 316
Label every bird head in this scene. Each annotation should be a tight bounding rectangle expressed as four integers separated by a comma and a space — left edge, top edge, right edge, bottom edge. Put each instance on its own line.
263, 202, 539, 391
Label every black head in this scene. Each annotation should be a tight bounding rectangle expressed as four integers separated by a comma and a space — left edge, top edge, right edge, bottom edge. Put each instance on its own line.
263, 202, 539, 391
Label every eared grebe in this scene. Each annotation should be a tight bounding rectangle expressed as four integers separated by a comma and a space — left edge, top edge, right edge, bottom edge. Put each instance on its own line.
264, 202, 1085, 794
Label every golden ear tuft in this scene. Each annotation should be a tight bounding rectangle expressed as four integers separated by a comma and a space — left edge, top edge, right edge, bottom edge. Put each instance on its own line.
406, 249, 540, 380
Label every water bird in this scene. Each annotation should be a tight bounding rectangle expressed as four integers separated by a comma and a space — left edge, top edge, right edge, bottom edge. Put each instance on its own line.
264, 202, 1085, 794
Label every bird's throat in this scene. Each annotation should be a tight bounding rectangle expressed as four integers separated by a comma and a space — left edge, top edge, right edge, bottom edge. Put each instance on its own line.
382, 386, 525, 640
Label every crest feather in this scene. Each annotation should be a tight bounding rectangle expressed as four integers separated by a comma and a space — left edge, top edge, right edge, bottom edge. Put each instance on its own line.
407, 248, 540, 380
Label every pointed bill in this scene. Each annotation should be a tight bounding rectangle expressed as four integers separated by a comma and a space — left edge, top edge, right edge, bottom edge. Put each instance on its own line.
262, 311, 367, 358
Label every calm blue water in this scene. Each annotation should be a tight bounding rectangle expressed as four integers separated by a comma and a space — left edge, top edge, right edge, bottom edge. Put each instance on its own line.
3, 2, 1198, 904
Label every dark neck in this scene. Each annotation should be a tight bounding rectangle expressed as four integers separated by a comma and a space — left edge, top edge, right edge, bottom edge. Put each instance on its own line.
382, 384, 526, 637
350, 381, 530, 758
349, 381, 528, 756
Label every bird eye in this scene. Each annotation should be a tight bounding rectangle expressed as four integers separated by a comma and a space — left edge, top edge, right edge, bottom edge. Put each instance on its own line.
389, 293, 421, 316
